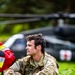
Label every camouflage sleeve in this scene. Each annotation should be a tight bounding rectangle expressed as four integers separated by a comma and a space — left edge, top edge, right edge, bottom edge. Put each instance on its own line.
35, 58, 58, 75
4, 56, 31, 75
9, 55, 31, 71
3, 58, 23, 75
4, 69, 22, 75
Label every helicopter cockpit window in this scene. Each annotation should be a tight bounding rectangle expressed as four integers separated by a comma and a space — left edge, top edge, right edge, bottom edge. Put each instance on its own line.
11, 39, 26, 51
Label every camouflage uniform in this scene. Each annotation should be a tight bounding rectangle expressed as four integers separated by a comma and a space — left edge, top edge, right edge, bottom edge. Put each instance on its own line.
4, 52, 58, 75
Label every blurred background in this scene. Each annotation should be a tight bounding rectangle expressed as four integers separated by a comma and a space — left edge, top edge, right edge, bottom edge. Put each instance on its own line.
0, 0, 75, 75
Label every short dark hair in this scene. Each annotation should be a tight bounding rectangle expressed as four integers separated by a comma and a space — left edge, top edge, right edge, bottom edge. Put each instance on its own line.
26, 33, 46, 53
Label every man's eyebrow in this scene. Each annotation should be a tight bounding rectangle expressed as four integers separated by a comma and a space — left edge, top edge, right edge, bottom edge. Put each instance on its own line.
27, 44, 31, 46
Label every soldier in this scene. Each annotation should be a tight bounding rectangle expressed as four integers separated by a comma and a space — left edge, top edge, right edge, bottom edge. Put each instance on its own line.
4, 33, 59, 75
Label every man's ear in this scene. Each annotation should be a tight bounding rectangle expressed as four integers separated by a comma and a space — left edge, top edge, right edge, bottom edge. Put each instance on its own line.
36, 45, 41, 50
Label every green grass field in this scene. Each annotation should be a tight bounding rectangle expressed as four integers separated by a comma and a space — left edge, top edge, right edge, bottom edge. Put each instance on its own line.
58, 62, 75, 75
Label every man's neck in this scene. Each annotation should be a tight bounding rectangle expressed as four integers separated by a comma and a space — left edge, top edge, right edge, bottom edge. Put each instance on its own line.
32, 52, 43, 62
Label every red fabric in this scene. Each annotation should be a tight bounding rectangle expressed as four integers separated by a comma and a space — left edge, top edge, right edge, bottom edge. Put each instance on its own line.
0, 43, 16, 72
0, 42, 3, 46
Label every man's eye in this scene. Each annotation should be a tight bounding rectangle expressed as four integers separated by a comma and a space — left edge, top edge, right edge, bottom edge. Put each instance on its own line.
29, 45, 31, 46
27, 44, 31, 46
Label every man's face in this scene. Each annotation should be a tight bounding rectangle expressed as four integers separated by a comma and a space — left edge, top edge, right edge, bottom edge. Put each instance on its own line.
26, 40, 37, 56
